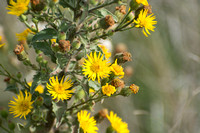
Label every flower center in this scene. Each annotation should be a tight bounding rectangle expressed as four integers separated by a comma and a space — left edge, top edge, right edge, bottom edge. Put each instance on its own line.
20, 102, 29, 112
55, 84, 64, 94
91, 63, 101, 73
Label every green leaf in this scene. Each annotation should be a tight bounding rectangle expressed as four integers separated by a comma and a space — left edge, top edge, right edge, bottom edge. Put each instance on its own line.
32, 28, 57, 42
56, 53, 69, 69
59, 0, 75, 9
92, 8, 118, 22
52, 101, 67, 126
88, 80, 101, 91
5, 85, 18, 94
31, 41, 56, 63
30, 72, 41, 94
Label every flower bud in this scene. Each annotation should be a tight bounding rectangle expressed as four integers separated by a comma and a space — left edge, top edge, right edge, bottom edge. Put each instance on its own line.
59, 40, 71, 52
8, 121, 15, 130
41, 60, 48, 67
19, 14, 27, 22
51, 42, 60, 52
32, 113, 40, 121
72, 41, 81, 50
14, 44, 29, 61
35, 96, 44, 106
36, 54, 43, 63
99, 15, 115, 29
31, 0, 47, 12
114, 52, 132, 64
106, 126, 115, 133
120, 86, 132, 96
58, 32, 66, 40
129, 0, 140, 11
94, 109, 108, 123
111, 78, 125, 91
0, 109, 8, 119
90, 0, 98, 5
32, 18, 39, 24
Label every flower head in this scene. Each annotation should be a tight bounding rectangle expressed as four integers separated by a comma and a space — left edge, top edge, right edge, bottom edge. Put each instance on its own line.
82, 52, 111, 82
77, 110, 98, 133
110, 59, 124, 78
7, 0, 30, 16
0, 36, 5, 48
107, 111, 129, 133
98, 44, 111, 59
16, 28, 34, 42
129, 84, 139, 94
9, 91, 33, 119
46, 76, 74, 101
102, 83, 116, 96
136, 0, 148, 6
134, 9, 157, 37
28, 82, 44, 94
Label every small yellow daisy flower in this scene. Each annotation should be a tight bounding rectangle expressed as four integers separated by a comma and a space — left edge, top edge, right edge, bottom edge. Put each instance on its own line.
51, 39, 57, 44
110, 59, 124, 78
82, 52, 111, 82
46, 76, 74, 101
9, 91, 33, 119
7, 0, 30, 16
136, 0, 148, 6
98, 44, 111, 59
107, 111, 130, 133
102, 83, 116, 96
77, 110, 98, 133
0, 36, 5, 48
28, 82, 44, 94
134, 9, 157, 37
16, 28, 34, 41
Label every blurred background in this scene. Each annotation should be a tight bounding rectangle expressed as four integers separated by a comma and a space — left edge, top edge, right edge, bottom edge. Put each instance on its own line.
0, 0, 200, 133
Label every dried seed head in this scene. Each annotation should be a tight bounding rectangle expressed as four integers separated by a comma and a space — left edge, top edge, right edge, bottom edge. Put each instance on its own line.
99, 109, 108, 118
105, 15, 115, 26
144, 5, 152, 14
123, 52, 132, 62
59, 40, 71, 52
13, 44, 24, 55
111, 78, 125, 89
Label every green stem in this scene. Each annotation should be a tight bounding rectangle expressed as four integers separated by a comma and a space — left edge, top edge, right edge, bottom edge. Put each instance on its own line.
88, 0, 116, 13
0, 125, 12, 133
116, 9, 132, 30
23, 21, 37, 32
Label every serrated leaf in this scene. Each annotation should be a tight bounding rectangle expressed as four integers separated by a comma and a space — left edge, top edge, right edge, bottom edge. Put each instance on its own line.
92, 8, 118, 22
56, 53, 69, 69
32, 28, 57, 42
31, 41, 56, 63
88, 80, 100, 91
5, 85, 18, 94
52, 101, 67, 126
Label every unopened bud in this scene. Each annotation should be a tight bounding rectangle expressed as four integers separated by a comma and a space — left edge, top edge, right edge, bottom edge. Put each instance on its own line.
111, 78, 125, 91
120, 86, 132, 96
58, 32, 66, 40
94, 109, 108, 123
51, 42, 60, 52
32, 18, 39, 24
0, 109, 8, 119
72, 41, 81, 50
35, 96, 44, 106
19, 14, 27, 22
90, 0, 98, 5
106, 126, 115, 133
129, 0, 140, 11
36, 54, 43, 63
8, 121, 15, 130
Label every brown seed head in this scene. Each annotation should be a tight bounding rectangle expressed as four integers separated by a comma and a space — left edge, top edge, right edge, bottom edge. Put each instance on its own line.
123, 52, 132, 62
14, 44, 24, 55
144, 5, 152, 14
105, 15, 115, 26
31, 0, 40, 5
111, 78, 125, 89
119, 5, 126, 14
59, 40, 71, 52
99, 109, 108, 118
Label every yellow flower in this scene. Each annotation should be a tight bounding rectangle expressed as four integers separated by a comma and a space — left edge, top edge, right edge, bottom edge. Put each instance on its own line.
136, 0, 148, 6
46, 76, 74, 101
82, 52, 111, 82
28, 82, 44, 94
51, 39, 57, 44
98, 44, 111, 59
134, 9, 157, 37
7, 0, 30, 16
77, 110, 98, 133
107, 111, 129, 133
0, 36, 5, 48
102, 83, 116, 96
9, 91, 33, 119
89, 88, 95, 94
110, 59, 124, 78
16, 28, 34, 41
